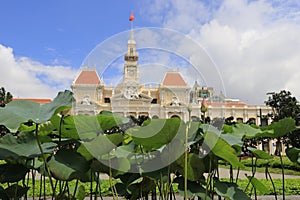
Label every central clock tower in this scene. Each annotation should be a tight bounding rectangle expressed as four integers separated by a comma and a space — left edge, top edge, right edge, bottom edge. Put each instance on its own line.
124, 31, 139, 83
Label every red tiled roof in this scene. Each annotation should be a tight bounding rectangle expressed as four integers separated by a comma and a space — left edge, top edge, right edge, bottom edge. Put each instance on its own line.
162, 72, 187, 86
12, 98, 52, 104
74, 70, 101, 84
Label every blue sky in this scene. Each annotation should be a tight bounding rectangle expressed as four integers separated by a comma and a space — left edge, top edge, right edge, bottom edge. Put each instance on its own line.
1, 0, 300, 104
0, 1, 139, 67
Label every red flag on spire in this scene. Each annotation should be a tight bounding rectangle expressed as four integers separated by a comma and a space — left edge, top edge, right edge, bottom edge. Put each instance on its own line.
129, 12, 134, 21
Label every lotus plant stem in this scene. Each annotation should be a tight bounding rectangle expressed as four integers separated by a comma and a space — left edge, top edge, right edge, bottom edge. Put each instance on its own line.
22, 175, 28, 200
229, 165, 233, 183
278, 146, 285, 200
35, 124, 55, 194
160, 172, 164, 200
96, 172, 104, 200
235, 156, 242, 183
73, 179, 79, 199
108, 154, 118, 200
39, 173, 42, 199
52, 180, 58, 199
158, 181, 162, 199
95, 173, 99, 200
31, 165, 35, 200
151, 186, 156, 200
90, 169, 93, 200
252, 157, 257, 200
205, 159, 213, 200
184, 106, 192, 200
244, 156, 257, 193
168, 173, 176, 200
184, 112, 191, 200
66, 181, 70, 198
266, 166, 277, 200
58, 114, 64, 146
44, 174, 47, 200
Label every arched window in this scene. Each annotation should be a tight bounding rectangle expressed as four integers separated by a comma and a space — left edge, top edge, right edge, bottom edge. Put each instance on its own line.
237, 117, 243, 123
170, 115, 181, 119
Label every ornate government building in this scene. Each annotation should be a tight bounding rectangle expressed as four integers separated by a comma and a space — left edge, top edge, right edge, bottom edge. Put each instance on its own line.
71, 29, 272, 125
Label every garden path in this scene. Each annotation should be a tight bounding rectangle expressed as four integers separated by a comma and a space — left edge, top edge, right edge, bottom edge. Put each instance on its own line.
217, 168, 299, 179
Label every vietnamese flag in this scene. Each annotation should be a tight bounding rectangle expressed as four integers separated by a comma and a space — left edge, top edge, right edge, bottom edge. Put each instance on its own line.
129, 13, 134, 21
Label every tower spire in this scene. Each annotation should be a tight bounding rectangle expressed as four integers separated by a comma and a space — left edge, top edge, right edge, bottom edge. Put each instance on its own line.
123, 12, 139, 83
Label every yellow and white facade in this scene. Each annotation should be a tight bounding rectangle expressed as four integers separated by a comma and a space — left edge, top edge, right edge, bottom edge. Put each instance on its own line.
71, 30, 272, 126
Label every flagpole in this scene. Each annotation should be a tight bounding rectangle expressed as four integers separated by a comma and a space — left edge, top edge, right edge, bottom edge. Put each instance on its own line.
129, 12, 134, 30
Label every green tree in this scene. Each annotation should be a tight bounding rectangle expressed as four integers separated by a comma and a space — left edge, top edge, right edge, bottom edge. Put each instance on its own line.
265, 90, 300, 148
0, 87, 13, 107
0, 87, 13, 136
265, 90, 300, 123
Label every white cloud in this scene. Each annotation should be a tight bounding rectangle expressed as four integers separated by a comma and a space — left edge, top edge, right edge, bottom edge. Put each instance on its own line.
0, 44, 77, 99
139, 0, 300, 104
140, 0, 211, 32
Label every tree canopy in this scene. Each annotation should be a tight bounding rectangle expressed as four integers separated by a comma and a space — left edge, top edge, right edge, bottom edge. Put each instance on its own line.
265, 90, 300, 148
265, 90, 300, 124
0, 87, 13, 107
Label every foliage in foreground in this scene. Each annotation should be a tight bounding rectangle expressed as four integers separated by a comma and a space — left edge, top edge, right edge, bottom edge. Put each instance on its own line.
0, 90, 299, 200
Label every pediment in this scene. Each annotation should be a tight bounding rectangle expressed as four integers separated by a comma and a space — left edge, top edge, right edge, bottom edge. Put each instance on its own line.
111, 92, 152, 103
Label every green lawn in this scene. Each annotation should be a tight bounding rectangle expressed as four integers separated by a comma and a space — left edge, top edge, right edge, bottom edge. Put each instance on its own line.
231, 178, 300, 196
1, 178, 300, 198
219, 156, 300, 176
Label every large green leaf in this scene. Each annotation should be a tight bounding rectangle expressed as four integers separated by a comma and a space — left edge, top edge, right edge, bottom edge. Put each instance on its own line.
48, 149, 90, 181
246, 176, 270, 195
286, 147, 300, 164
203, 131, 244, 169
116, 172, 141, 187
220, 133, 243, 147
127, 118, 184, 151
50, 115, 80, 139
231, 124, 263, 139
113, 142, 136, 158
175, 177, 212, 200
73, 114, 129, 140
0, 164, 29, 183
230, 123, 273, 140
91, 157, 131, 177
77, 133, 124, 161
127, 177, 156, 200
173, 153, 208, 181
247, 147, 273, 160
262, 118, 297, 138
0, 132, 56, 160
99, 110, 130, 122
46, 113, 129, 141
215, 180, 250, 200
4, 184, 29, 199
143, 167, 170, 183
0, 90, 74, 131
